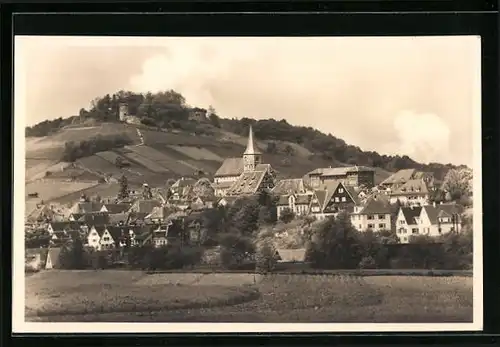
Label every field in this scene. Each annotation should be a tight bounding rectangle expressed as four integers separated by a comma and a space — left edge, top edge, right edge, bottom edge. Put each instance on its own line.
49, 183, 123, 205
25, 271, 473, 323
168, 145, 224, 162
25, 181, 98, 203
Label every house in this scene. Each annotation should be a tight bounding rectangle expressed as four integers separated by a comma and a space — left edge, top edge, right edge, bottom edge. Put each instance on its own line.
128, 199, 163, 214
188, 107, 208, 121
308, 181, 360, 220
45, 248, 62, 270
144, 214, 187, 247
271, 178, 309, 196
226, 169, 275, 197
306, 166, 375, 189
145, 206, 178, 224
26, 204, 55, 224
389, 179, 430, 207
87, 226, 118, 250
108, 213, 129, 226
394, 203, 463, 244
105, 226, 134, 248
213, 125, 273, 197
351, 194, 393, 232
170, 178, 197, 200
68, 200, 103, 215
217, 196, 239, 207
380, 169, 436, 192
276, 194, 312, 219
47, 221, 83, 236
100, 203, 131, 214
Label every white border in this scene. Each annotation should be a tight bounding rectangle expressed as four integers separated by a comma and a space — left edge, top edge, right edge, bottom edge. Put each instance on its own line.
13, 35, 483, 333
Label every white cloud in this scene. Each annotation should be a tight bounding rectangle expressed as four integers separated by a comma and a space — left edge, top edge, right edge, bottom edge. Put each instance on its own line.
388, 110, 451, 164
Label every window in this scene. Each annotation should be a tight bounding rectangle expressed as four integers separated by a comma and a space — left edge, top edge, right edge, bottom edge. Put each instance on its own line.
399, 220, 405, 225
341, 197, 346, 202
338, 188, 344, 193
379, 224, 385, 229
368, 224, 374, 229
103, 237, 110, 241
412, 228, 419, 234
438, 227, 442, 233
359, 225, 362, 229
368, 215, 374, 220
378, 214, 385, 219
334, 197, 340, 202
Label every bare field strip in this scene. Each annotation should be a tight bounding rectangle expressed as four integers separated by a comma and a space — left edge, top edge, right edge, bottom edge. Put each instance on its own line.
168, 145, 224, 162
122, 151, 170, 173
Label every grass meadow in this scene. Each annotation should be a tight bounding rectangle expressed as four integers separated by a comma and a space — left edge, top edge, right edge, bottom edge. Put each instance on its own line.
25, 270, 473, 323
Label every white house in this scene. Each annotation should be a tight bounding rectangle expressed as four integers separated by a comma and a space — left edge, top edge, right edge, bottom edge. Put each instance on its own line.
87, 226, 117, 250
276, 194, 312, 219
350, 194, 393, 232
389, 179, 430, 207
395, 203, 463, 243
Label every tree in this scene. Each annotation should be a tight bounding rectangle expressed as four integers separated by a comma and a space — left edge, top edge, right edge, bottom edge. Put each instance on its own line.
266, 142, 278, 154
58, 235, 87, 269
279, 208, 295, 224
283, 144, 295, 156
442, 168, 473, 202
305, 212, 363, 269
118, 175, 129, 200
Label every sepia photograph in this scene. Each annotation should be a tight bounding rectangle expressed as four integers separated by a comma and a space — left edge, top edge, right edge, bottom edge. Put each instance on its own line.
13, 35, 482, 333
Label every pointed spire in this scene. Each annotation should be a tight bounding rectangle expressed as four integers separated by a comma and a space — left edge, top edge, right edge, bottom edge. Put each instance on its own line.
244, 124, 261, 155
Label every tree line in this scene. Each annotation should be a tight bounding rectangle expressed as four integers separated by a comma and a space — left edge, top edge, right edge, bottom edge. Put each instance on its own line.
61, 134, 133, 162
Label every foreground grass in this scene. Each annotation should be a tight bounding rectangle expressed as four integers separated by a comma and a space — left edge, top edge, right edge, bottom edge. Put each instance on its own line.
25, 271, 258, 318
26, 271, 473, 323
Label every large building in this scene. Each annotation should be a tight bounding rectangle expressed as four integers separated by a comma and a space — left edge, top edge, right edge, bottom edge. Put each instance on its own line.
306, 166, 375, 189
213, 125, 274, 197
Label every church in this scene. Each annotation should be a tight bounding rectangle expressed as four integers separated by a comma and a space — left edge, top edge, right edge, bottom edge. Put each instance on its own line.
213, 125, 275, 197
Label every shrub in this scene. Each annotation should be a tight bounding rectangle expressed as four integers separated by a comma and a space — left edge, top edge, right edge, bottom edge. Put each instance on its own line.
358, 256, 377, 269
218, 233, 255, 269
279, 208, 295, 224
255, 241, 279, 274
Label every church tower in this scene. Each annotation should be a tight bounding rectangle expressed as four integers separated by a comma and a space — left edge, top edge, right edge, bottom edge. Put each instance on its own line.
243, 125, 262, 172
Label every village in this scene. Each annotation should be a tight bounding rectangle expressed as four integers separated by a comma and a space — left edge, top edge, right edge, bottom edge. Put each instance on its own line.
24, 124, 470, 271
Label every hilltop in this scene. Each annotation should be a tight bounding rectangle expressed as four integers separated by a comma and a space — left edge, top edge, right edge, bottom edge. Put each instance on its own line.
25, 89, 461, 207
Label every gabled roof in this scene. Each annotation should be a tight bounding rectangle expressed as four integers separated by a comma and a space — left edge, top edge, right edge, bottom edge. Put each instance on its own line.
145, 206, 178, 221
90, 225, 107, 237
26, 205, 54, 222
50, 221, 83, 232
126, 212, 149, 225
129, 199, 163, 214
357, 194, 392, 215
212, 181, 236, 190
171, 178, 197, 189
390, 179, 429, 196
272, 178, 306, 195
214, 158, 244, 177
108, 213, 129, 225
381, 169, 417, 186
72, 201, 103, 214
217, 196, 239, 205
105, 226, 128, 242
422, 206, 439, 224
277, 195, 289, 206
46, 248, 62, 268
78, 212, 110, 226
437, 203, 464, 216
295, 194, 312, 204
226, 170, 267, 196
101, 203, 130, 214
400, 206, 423, 225
311, 190, 328, 211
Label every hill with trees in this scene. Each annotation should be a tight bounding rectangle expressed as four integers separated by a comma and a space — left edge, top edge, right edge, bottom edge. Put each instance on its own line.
25, 89, 465, 182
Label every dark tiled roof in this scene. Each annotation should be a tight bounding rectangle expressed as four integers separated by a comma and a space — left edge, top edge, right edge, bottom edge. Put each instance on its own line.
108, 213, 129, 225
437, 203, 464, 216
381, 169, 416, 186
50, 221, 83, 232
277, 195, 289, 206
344, 185, 361, 205
80, 212, 110, 226
295, 194, 312, 204
101, 203, 130, 214
146, 206, 178, 221
130, 199, 163, 214
272, 178, 306, 195
357, 194, 392, 215
312, 190, 328, 211
105, 226, 128, 242
390, 179, 429, 196
401, 206, 423, 225
212, 181, 235, 189
72, 202, 103, 214
214, 158, 244, 177
423, 206, 439, 224
226, 170, 267, 196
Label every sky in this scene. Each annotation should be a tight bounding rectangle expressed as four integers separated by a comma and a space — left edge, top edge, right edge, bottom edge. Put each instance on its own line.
15, 36, 480, 166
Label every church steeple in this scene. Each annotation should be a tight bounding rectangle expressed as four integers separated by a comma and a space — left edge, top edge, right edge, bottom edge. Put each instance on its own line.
243, 125, 262, 172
